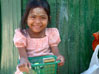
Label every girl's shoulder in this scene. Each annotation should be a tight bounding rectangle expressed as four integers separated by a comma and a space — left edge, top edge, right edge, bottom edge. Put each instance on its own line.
14, 28, 27, 38
46, 28, 60, 37
14, 28, 21, 32
14, 28, 22, 35
46, 28, 61, 46
46, 28, 59, 33
13, 28, 27, 47
14, 28, 21, 35
15, 28, 26, 33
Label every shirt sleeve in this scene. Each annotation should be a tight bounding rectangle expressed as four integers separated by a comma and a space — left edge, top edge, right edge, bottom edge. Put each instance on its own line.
48, 28, 61, 47
13, 29, 26, 47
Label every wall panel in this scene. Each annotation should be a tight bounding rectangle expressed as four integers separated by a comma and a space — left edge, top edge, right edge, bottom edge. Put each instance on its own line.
0, 0, 21, 73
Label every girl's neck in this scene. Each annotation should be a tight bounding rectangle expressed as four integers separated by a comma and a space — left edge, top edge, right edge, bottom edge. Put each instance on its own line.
27, 29, 46, 38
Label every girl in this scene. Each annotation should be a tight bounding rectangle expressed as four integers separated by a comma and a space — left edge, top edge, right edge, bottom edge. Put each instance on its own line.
13, 0, 65, 73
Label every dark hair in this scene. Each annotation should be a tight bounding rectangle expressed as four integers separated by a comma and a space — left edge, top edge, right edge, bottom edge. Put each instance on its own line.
20, 0, 50, 33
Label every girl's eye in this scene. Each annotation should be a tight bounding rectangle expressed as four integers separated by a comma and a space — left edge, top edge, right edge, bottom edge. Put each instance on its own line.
28, 16, 36, 20
41, 17, 47, 19
31, 16, 36, 18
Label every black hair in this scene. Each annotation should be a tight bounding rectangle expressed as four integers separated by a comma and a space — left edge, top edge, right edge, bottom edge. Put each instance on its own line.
20, 0, 50, 34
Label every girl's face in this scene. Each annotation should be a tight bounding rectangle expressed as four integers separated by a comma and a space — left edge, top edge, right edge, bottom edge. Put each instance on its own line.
27, 7, 48, 33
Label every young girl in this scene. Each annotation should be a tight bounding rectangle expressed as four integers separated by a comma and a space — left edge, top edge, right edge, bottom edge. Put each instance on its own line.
13, 0, 64, 73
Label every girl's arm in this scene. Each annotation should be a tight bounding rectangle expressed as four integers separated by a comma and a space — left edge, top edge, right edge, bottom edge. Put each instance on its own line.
17, 47, 31, 72
17, 47, 28, 59
51, 46, 65, 66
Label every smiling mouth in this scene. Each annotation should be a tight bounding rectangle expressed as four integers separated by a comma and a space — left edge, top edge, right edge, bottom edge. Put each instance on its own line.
34, 25, 41, 28
32, 25, 41, 29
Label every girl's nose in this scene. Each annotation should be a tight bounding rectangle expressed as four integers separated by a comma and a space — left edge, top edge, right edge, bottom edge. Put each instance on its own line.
35, 18, 41, 24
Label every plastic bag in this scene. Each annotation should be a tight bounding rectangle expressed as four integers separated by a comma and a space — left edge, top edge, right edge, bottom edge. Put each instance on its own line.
81, 45, 99, 74
92, 32, 99, 50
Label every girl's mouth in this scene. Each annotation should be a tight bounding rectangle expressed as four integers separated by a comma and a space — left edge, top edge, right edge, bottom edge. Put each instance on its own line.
33, 26, 41, 29
32, 25, 41, 31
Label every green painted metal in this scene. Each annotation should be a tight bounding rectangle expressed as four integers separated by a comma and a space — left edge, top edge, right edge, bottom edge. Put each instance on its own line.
21, 0, 28, 16
79, 0, 99, 73
0, 0, 99, 74
0, 0, 21, 74
0, 0, 2, 69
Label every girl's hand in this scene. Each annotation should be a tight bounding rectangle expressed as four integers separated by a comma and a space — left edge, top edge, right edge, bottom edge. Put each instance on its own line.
57, 55, 65, 66
18, 58, 31, 73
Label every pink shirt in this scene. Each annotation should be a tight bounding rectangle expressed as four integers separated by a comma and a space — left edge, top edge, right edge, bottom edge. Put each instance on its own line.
13, 28, 61, 57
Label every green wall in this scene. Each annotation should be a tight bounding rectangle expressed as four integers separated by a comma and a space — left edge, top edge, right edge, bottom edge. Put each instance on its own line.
0, 0, 21, 74
0, 0, 1, 69
0, 0, 99, 74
